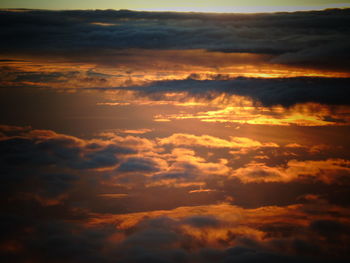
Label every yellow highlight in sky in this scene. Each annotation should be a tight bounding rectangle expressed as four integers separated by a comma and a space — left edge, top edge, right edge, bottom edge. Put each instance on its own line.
1, 0, 350, 12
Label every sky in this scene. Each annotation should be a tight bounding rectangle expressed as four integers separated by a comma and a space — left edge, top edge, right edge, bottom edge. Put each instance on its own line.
1, 3, 350, 263
1, 0, 350, 12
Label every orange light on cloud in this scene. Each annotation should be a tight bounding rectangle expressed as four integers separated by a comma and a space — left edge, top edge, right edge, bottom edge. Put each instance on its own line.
232, 159, 350, 184
153, 96, 350, 126
1, 49, 349, 91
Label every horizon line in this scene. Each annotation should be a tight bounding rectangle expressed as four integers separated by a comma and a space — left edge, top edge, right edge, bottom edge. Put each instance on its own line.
1, 5, 350, 14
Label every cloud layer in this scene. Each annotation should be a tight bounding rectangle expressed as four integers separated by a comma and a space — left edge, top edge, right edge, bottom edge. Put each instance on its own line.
1, 124, 350, 262
1, 9, 350, 71
1, 7, 350, 263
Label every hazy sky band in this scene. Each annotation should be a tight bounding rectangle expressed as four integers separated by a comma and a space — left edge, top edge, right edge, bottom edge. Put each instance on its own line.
1, 0, 350, 12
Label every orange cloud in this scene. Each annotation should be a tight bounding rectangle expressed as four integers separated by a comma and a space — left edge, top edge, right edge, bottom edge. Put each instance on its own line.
145, 148, 230, 187
232, 159, 350, 184
88, 199, 350, 252
155, 100, 350, 126
158, 133, 278, 148
0, 51, 343, 89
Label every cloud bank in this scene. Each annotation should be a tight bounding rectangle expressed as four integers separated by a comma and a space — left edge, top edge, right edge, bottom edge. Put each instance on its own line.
1, 9, 350, 71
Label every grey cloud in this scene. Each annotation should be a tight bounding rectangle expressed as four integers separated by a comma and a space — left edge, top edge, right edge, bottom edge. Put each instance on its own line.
152, 171, 196, 181
38, 173, 77, 198
0, 132, 135, 170
0, 126, 138, 216
78, 145, 135, 169
121, 77, 350, 107
117, 157, 161, 173
0, 9, 349, 70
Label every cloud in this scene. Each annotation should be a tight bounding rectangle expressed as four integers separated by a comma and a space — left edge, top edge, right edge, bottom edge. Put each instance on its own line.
1, 9, 350, 71
2, 49, 347, 94
1, 10, 349, 133
310, 219, 349, 239
0, 125, 143, 213
1, 125, 235, 213
2, 125, 350, 262
114, 128, 153, 135
117, 157, 165, 173
88, 200, 350, 261
157, 103, 349, 126
90, 77, 350, 126
1, 7, 350, 262
232, 163, 288, 183
0, 128, 137, 170
183, 215, 220, 228
232, 159, 350, 184
158, 133, 278, 149
2, 124, 350, 215
127, 77, 350, 107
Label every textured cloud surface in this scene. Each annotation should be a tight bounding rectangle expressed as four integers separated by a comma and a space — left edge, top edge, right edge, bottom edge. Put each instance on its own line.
1, 9, 350, 70
1, 7, 350, 263
1, 125, 350, 262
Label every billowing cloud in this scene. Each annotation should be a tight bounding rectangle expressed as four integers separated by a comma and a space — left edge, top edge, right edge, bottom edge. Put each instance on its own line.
124, 77, 350, 107
96, 77, 350, 126
232, 159, 350, 184
2, 9, 350, 130
87, 199, 350, 262
1, 9, 350, 71
1, 124, 350, 262
1, 7, 350, 263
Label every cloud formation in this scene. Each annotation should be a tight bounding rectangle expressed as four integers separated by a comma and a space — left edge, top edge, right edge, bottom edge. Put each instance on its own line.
1, 124, 350, 262
232, 159, 350, 184
1, 9, 350, 71
158, 133, 278, 148
125, 77, 350, 107
1, 8, 350, 262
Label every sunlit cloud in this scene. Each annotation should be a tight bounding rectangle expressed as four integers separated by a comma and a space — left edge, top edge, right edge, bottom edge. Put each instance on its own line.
158, 133, 278, 148
1, 6, 350, 263
3, 49, 348, 93
154, 100, 350, 126
88, 199, 350, 257
232, 159, 350, 184
99, 193, 129, 198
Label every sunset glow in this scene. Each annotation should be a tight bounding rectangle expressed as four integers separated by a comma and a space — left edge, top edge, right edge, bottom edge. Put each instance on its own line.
1, 2, 350, 263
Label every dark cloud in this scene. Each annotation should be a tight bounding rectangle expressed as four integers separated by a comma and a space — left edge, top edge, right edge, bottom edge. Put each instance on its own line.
119, 77, 350, 107
310, 219, 349, 240
122, 228, 179, 248
0, 126, 139, 219
0, 129, 135, 171
0, 9, 350, 70
11, 70, 78, 83
0, 66, 110, 90
117, 157, 161, 173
